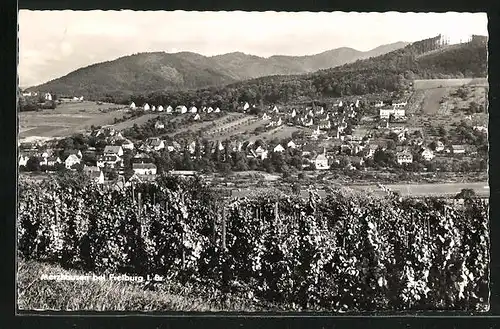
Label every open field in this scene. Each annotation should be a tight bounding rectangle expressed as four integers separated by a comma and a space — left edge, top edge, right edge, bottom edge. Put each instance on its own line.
19, 101, 127, 140
413, 78, 488, 90
404, 80, 489, 134
230, 182, 489, 199
162, 112, 238, 138
210, 118, 269, 141
110, 112, 185, 131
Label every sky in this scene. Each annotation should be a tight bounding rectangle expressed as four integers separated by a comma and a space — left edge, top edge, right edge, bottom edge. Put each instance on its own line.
18, 11, 488, 88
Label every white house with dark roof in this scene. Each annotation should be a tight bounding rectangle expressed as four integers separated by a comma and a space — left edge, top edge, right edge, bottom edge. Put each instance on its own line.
19, 154, 29, 167
273, 144, 285, 153
65, 154, 81, 169
132, 162, 157, 175
176, 105, 188, 114
314, 151, 330, 170
435, 141, 445, 152
146, 138, 165, 151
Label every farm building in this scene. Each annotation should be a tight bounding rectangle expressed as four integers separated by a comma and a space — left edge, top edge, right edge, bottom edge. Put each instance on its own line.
287, 140, 297, 149
143, 103, 151, 111
193, 113, 201, 121
214, 107, 221, 113
44, 93, 52, 101
157, 105, 164, 112
243, 102, 250, 111
262, 113, 271, 120
190, 106, 198, 113
166, 105, 173, 113
65, 154, 81, 169
83, 166, 105, 184
207, 107, 214, 113
396, 151, 413, 165
132, 163, 157, 175
104, 145, 124, 157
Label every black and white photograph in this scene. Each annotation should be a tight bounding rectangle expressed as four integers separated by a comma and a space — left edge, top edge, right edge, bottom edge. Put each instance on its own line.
17, 11, 489, 312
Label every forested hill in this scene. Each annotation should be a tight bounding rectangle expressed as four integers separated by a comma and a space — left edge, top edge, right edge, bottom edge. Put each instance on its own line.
125, 35, 488, 110
26, 42, 408, 99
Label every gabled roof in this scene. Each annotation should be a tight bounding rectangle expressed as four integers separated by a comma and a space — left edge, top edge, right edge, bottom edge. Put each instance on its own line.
133, 163, 157, 170
104, 145, 122, 154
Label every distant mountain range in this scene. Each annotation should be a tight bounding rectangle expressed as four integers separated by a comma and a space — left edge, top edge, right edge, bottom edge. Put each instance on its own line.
26, 41, 409, 97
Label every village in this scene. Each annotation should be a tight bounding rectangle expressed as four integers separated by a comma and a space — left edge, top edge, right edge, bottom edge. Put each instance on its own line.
18, 86, 488, 194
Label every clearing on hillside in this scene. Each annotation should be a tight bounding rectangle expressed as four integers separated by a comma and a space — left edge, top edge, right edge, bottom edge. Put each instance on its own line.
19, 101, 127, 140
413, 78, 488, 90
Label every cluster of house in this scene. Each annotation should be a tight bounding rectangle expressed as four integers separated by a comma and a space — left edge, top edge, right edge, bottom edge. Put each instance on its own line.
130, 102, 222, 122
21, 91, 53, 101
241, 101, 360, 140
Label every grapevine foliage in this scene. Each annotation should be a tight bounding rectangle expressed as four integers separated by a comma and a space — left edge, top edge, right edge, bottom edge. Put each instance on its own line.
17, 176, 489, 311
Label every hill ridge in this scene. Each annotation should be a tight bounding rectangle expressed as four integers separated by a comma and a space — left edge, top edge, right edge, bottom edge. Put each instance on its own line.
27, 41, 410, 97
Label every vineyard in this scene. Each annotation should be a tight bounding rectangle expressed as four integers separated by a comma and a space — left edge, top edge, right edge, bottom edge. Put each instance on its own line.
17, 174, 489, 312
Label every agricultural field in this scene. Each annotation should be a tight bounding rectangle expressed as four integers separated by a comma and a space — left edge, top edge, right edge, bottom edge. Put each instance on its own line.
404, 79, 489, 137
248, 125, 302, 142
161, 112, 240, 138
19, 101, 127, 140
110, 112, 183, 131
